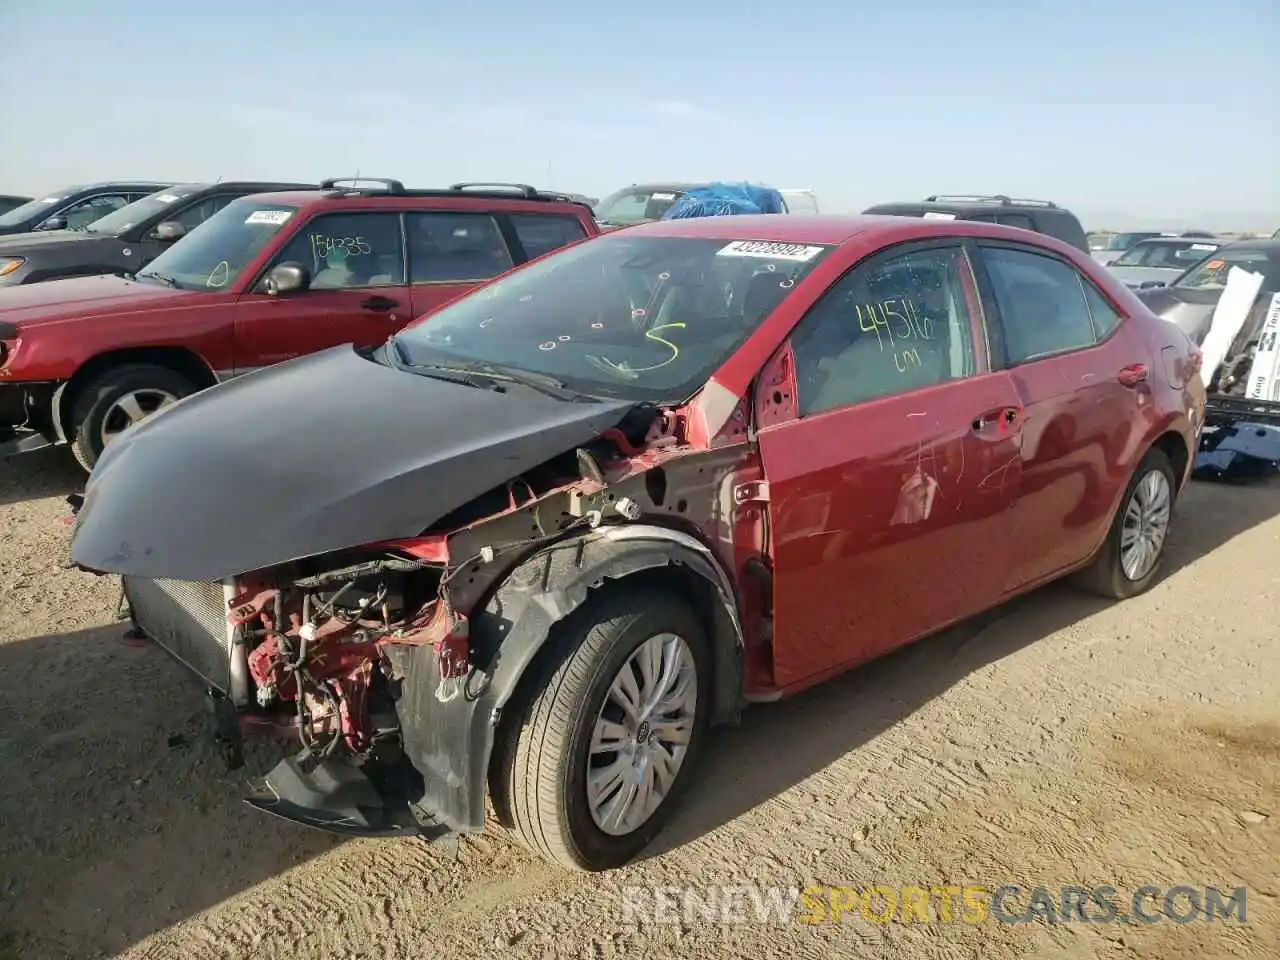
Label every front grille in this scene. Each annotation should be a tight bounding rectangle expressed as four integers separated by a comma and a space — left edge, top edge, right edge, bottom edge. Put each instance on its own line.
123, 577, 236, 693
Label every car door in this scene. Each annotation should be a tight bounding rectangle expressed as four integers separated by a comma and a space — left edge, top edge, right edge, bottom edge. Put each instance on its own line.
755, 241, 1025, 690
232, 210, 409, 372
971, 241, 1142, 593
405, 211, 517, 319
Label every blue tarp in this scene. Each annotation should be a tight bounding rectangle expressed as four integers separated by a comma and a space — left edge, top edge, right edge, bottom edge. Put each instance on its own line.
661, 182, 786, 220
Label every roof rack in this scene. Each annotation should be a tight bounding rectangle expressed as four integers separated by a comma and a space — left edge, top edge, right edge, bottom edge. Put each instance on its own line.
315, 177, 592, 208
925, 194, 1059, 209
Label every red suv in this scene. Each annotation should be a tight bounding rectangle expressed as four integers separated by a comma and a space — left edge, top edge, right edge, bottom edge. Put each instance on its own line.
72, 214, 1205, 871
0, 179, 598, 470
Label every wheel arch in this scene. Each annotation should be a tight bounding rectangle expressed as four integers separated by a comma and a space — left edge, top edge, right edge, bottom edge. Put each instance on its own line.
51, 346, 218, 442
381, 523, 746, 836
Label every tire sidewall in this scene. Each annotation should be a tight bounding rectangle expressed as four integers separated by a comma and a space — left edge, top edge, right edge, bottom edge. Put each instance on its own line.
559, 596, 712, 870
1107, 449, 1176, 596
71, 366, 195, 469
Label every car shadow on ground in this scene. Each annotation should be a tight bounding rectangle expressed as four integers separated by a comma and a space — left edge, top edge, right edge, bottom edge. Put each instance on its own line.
0, 479, 1276, 958
0, 447, 83, 508
646, 477, 1280, 860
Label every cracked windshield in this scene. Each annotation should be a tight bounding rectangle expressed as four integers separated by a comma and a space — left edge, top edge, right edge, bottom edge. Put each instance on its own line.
392, 235, 831, 400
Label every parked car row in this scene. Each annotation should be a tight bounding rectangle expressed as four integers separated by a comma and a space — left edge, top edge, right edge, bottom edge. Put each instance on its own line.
9, 173, 1206, 874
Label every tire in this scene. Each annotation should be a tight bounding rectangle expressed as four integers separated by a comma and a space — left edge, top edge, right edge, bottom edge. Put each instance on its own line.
69, 364, 197, 473
493, 587, 711, 871
1075, 447, 1176, 599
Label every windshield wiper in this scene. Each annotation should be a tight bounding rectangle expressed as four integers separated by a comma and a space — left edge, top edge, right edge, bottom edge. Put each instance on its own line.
389, 341, 595, 402
388, 339, 503, 392
138, 272, 179, 288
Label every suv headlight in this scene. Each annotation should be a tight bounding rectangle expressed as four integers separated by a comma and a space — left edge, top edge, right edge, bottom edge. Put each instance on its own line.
0, 257, 25, 278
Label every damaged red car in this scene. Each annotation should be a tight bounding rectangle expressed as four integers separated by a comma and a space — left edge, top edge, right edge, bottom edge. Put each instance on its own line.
69, 214, 1206, 871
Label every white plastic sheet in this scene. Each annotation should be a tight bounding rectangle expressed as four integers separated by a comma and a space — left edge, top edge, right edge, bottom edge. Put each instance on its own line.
1200, 266, 1265, 387
1244, 292, 1280, 401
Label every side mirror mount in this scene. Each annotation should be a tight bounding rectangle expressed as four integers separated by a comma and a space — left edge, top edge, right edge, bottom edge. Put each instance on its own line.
263, 262, 310, 296
152, 220, 186, 242
37, 215, 67, 231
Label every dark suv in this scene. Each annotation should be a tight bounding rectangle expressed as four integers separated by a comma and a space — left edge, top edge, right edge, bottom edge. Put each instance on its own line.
0, 181, 173, 236
0, 195, 32, 216
0, 182, 315, 287
862, 194, 1090, 252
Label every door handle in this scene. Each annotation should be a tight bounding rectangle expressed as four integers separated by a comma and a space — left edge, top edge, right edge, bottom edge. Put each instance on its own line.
971, 406, 1022, 434
1118, 363, 1149, 387
360, 295, 399, 311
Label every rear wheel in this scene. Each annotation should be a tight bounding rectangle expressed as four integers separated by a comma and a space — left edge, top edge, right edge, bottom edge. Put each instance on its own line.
69, 364, 196, 473
494, 588, 710, 871
1075, 447, 1176, 599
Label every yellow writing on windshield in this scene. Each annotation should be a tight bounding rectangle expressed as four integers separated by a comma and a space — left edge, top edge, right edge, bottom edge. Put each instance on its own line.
593, 322, 686, 376
206, 260, 231, 288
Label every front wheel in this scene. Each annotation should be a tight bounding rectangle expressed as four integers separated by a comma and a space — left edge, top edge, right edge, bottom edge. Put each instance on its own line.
494, 588, 711, 871
1075, 447, 1176, 599
68, 364, 196, 473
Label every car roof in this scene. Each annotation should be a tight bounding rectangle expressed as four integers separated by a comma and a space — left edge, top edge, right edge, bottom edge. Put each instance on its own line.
1130, 236, 1220, 245
619, 213, 1088, 249
161, 181, 316, 194
61, 180, 173, 192
1218, 238, 1280, 253
244, 187, 592, 211
866, 196, 1071, 214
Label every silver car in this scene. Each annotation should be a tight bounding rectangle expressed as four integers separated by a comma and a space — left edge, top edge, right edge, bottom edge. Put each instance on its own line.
1107, 237, 1222, 288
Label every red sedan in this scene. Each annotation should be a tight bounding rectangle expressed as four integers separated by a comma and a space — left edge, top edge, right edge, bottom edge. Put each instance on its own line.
71, 213, 1206, 871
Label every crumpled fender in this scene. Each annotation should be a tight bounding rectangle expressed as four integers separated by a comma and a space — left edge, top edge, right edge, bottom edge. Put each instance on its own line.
381, 523, 745, 835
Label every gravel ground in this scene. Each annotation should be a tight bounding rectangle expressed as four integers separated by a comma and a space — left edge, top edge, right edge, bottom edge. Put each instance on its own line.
1, 447, 1276, 960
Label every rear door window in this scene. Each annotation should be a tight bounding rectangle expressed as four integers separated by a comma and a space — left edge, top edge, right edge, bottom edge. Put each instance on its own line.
407, 212, 514, 283
997, 213, 1036, 231
979, 245, 1099, 364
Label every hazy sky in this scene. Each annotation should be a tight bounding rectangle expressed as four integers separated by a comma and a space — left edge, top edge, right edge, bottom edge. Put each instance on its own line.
2, 0, 1276, 231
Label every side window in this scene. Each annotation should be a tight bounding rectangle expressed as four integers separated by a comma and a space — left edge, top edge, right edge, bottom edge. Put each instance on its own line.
63, 194, 129, 229
171, 195, 235, 231
997, 213, 1036, 231
981, 246, 1098, 364
271, 212, 405, 289
1083, 281, 1121, 339
966, 212, 998, 224
407, 212, 514, 283
508, 214, 587, 260
791, 245, 978, 417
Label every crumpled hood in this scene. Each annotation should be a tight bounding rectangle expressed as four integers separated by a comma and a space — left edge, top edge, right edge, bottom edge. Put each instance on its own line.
72, 344, 637, 581
0, 273, 201, 328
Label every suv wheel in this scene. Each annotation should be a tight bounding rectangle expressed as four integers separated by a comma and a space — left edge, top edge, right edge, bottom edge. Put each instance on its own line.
494, 587, 710, 871
1076, 447, 1176, 599
69, 364, 196, 473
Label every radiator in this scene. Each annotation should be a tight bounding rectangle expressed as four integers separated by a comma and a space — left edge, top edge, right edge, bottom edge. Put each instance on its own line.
123, 576, 248, 705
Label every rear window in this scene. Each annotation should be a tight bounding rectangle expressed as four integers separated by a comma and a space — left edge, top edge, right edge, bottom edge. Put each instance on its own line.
1173, 248, 1276, 292
1112, 240, 1220, 269
595, 188, 685, 225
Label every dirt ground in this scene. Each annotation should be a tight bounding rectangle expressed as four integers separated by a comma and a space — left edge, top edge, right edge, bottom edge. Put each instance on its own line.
1, 447, 1276, 960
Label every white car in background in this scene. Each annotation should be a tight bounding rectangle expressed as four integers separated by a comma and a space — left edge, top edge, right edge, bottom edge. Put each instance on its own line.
1106, 237, 1222, 288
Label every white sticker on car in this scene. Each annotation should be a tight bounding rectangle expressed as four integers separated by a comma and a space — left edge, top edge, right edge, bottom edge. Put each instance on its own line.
650, 192, 677, 201
245, 209, 293, 225
155, 194, 180, 203
40, 197, 61, 204
922, 212, 957, 220
716, 240, 825, 262
1191, 243, 1217, 251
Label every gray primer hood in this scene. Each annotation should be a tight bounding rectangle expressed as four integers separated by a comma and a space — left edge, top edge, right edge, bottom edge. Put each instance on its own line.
72, 345, 637, 582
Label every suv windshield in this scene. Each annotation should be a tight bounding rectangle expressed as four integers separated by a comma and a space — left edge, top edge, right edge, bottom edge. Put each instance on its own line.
136, 198, 298, 291
392, 234, 832, 401
595, 188, 687, 225
0, 193, 66, 229
1173, 248, 1276, 292
83, 187, 197, 236
1112, 240, 1220, 269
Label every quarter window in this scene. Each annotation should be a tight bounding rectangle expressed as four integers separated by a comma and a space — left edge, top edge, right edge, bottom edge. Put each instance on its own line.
407, 212, 513, 283
509, 214, 587, 260
791, 245, 979, 416
981, 247, 1098, 364
271, 212, 405, 289
1082, 282, 1121, 339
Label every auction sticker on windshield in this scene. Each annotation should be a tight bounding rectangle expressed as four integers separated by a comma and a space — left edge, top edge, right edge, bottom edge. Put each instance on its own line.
717, 240, 826, 262
245, 210, 293, 226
